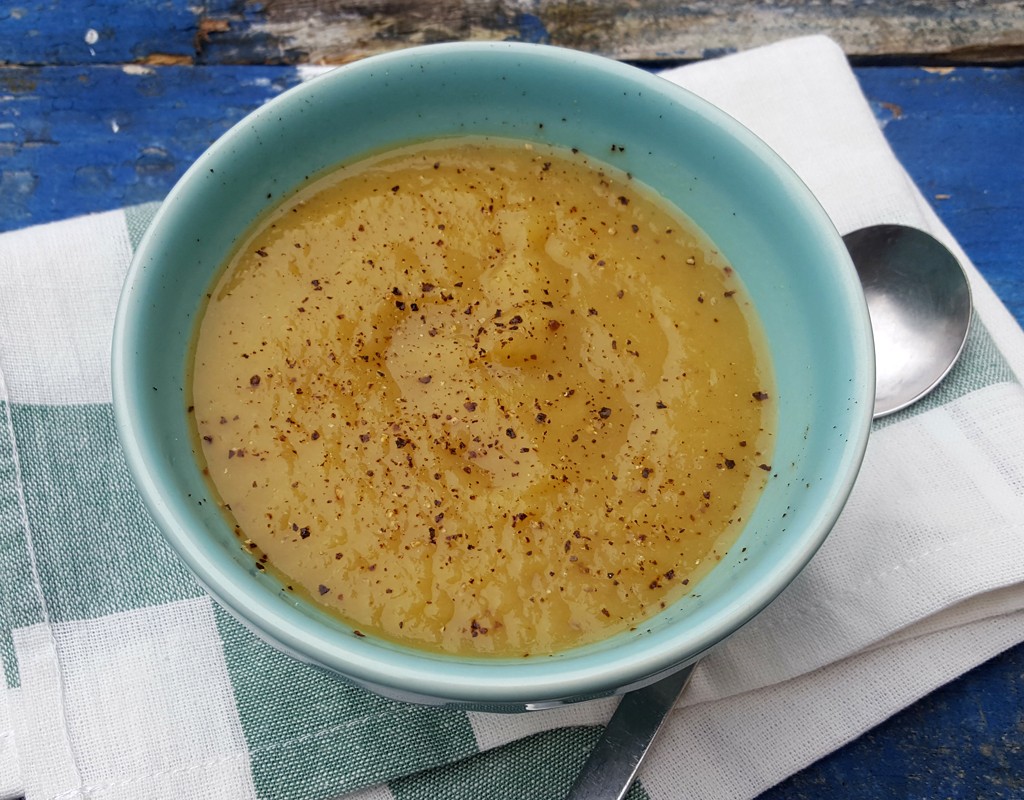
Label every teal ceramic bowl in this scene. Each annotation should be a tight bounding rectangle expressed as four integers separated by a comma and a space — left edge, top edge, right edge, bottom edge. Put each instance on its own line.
112, 42, 873, 709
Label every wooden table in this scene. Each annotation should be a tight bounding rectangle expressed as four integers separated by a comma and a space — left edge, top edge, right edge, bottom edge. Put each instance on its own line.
2, 2, 1022, 796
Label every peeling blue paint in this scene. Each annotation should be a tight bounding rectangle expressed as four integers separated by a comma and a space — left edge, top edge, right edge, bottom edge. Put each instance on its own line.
3, 0, 201, 65
510, 13, 551, 46
0, 64, 301, 231
868, 98, 902, 128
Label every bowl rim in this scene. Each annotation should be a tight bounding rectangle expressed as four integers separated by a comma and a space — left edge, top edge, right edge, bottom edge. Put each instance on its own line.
112, 40, 875, 706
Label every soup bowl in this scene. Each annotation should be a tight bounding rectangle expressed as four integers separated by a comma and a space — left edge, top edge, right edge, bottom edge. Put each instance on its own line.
112, 42, 873, 710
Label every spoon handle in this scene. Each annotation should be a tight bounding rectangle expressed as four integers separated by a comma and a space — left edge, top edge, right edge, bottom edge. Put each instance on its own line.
566, 663, 696, 800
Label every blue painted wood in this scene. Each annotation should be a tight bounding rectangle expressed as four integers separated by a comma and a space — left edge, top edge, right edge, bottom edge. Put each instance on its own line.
1, 59, 1021, 798
0, 0, 275, 66
1, 0, 203, 65
0, 65, 301, 232
763, 646, 1024, 798
856, 66, 1024, 327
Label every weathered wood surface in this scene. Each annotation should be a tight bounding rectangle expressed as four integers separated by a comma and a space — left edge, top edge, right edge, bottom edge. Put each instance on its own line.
3, 0, 1024, 67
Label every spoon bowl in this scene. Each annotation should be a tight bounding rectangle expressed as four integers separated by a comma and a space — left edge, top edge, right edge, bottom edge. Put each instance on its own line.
843, 224, 973, 417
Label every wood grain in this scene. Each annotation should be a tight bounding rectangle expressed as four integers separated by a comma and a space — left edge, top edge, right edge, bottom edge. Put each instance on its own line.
221, 0, 1024, 65
4, 0, 1024, 67
0, 65, 299, 231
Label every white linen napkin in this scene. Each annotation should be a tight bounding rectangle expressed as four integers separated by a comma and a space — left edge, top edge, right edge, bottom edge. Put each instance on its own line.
1, 34, 1022, 800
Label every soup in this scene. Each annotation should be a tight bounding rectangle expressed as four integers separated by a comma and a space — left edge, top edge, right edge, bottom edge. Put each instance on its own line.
190, 137, 774, 656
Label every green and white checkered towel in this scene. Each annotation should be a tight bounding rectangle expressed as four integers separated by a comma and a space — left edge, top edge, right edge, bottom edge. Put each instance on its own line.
3, 35, 1024, 800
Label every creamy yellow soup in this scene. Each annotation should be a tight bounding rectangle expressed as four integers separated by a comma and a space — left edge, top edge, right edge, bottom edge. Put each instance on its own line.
191, 137, 774, 656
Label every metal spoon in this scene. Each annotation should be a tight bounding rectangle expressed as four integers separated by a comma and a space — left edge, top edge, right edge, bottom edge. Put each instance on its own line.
566, 224, 973, 799
845, 224, 973, 417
